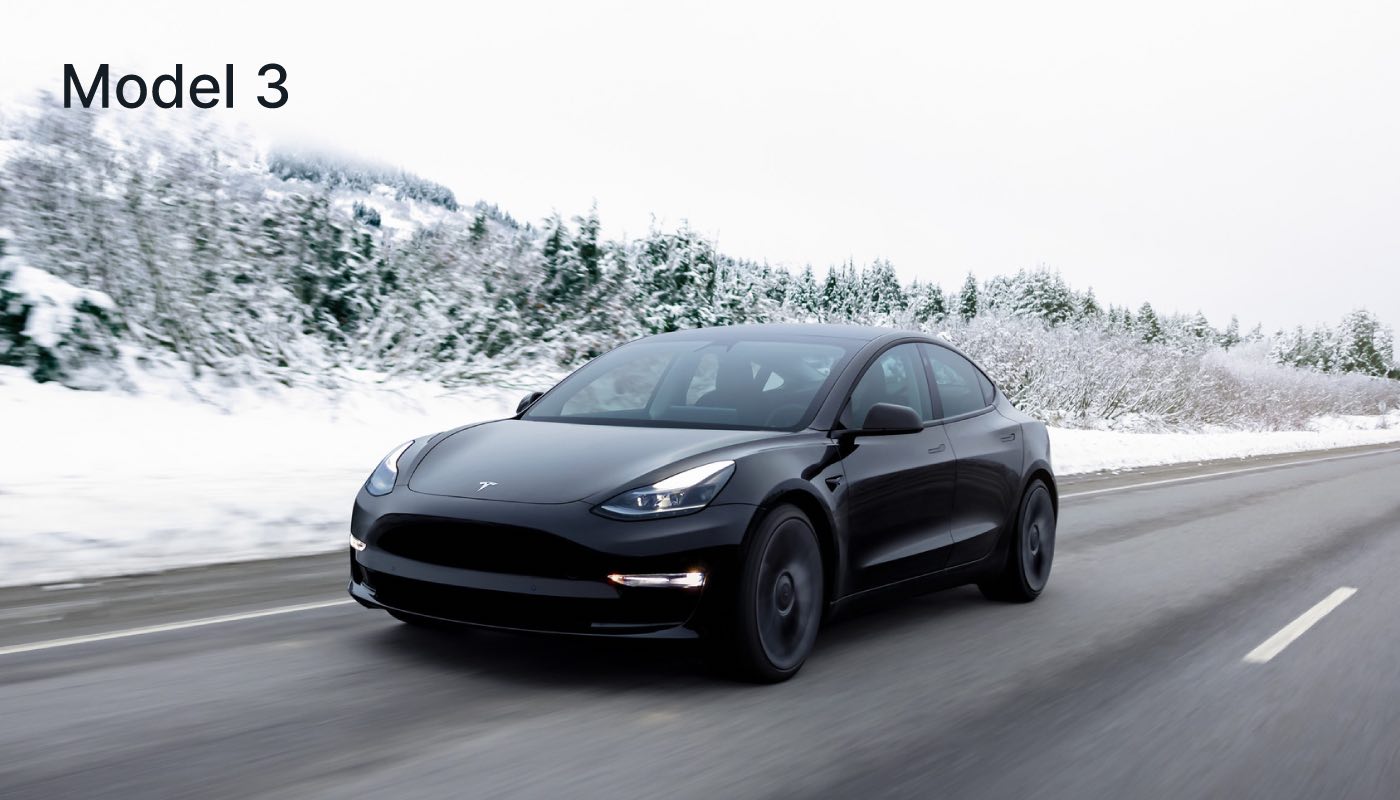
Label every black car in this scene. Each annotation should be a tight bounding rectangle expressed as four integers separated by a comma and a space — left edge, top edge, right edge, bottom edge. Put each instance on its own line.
348, 324, 1056, 681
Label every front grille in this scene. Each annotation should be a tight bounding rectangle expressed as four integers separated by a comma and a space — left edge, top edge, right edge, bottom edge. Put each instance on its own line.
373, 517, 600, 579
365, 569, 697, 633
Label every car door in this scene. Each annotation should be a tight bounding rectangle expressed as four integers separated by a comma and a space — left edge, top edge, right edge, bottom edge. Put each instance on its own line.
920, 344, 1023, 567
838, 343, 957, 592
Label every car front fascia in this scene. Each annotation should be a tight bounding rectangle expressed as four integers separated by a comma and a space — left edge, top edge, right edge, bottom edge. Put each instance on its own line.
348, 483, 761, 637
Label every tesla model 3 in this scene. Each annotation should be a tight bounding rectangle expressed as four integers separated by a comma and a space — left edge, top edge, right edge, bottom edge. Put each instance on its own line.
348, 324, 1056, 681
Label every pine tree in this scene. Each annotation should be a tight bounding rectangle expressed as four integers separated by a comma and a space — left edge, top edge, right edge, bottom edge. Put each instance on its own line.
1136, 302, 1163, 343
1078, 288, 1102, 322
1334, 309, 1392, 377
1219, 316, 1242, 349
574, 206, 603, 286
1184, 311, 1214, 341
957, 273, 979, 321
910, 280, 947, 325
468, 212, 489, 245
789, 266, 819, 317
862, 259, 905, 317
839, 260, 861, 317
820, 267, 843, 321
1019, 268, 1076, 325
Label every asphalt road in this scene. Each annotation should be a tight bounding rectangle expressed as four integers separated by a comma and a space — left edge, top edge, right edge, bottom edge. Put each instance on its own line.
4, 443, 1400, 799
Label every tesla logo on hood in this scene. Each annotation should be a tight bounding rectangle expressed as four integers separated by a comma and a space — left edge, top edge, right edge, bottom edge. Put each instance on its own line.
477, 481, 498, 492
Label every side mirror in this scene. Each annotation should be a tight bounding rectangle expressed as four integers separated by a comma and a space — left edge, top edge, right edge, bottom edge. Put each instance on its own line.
516, 391, 545, 415
839, 403, 924, 439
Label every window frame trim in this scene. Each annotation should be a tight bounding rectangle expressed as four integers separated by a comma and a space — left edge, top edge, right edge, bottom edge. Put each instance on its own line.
835, 339, 939, 429
919, 342, 997, 424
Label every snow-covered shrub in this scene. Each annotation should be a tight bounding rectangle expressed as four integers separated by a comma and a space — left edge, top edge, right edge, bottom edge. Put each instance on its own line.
938, 314, 1400, 431
0, 231, 123, 388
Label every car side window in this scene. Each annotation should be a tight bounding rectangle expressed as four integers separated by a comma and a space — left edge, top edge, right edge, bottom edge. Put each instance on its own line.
977, 370, 996, 405
841, 343, 934, 427
921, 344, 991, 419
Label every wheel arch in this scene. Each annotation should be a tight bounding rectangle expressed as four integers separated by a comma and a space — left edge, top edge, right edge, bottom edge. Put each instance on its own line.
750, 483, 843, 608
1023, 462, 1058, 514
984, 463, 1058, 572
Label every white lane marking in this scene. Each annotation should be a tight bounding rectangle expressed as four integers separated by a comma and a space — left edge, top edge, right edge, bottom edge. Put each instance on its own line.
0, 599, 355, 657
1061, 447, 1400, 500
1243, 587, 1357, 664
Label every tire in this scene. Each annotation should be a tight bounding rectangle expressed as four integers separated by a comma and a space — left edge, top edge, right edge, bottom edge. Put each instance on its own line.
714, 504, 825, 683
979, 479, 1056, 603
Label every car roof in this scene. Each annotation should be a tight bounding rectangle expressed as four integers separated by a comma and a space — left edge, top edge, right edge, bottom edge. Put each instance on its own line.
648, 322, 938, 345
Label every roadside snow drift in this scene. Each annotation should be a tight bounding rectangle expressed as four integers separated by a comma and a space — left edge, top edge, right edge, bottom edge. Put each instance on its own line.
3, 370, 1399, 588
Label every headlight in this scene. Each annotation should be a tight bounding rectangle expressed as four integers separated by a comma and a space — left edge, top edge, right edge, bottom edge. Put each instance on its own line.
365, 441, 413, 496
596, 460, 735, 519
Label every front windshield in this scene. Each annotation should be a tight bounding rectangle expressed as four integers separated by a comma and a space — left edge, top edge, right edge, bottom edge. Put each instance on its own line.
524, 336, 855, 430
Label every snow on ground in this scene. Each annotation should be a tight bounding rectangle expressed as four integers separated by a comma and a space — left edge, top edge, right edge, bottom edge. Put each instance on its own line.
0, 368, 534, 588
1051, 416, 1400, 475
3, 369, 1399, 588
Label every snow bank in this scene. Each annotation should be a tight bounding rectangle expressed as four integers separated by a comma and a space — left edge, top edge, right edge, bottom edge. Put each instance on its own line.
0, 369, 531, 587
2, 371, 1399, 588
1050, 416, 1400, 474
5, 264, 115, 348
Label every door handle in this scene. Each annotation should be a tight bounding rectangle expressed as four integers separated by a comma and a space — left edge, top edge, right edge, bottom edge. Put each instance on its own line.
928, 443, 946, 454
1000, 432, 1017, 442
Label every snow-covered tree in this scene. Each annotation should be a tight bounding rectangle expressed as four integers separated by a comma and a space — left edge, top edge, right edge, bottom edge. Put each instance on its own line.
1136, 302, 1163, 343
862, 260, 905, 317
787, 266, 820, 317
957, 273, 979, 321
909, 280, 947, 325
1219, 315, 1242, 350
1334, 309, 1393, 377
1078, 288, 1102, 323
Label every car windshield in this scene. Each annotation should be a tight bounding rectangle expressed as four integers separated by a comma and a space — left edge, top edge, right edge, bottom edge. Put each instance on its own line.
523, 336, 856, 430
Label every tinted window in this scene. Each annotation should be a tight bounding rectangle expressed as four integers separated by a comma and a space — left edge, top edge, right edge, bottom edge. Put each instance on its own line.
526, 337, 853, 430
842, 343, 934, 427
921, 344, 990, 418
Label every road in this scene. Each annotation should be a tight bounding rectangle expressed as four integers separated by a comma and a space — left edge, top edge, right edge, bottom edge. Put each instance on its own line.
3, 444, 1400, 799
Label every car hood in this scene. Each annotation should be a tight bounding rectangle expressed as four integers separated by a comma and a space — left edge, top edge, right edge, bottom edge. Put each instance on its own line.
407, 419, 776, 503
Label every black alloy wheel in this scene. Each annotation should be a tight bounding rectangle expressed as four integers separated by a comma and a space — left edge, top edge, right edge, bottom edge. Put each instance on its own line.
723, 504, 825, 682
980, 479, 1056, 602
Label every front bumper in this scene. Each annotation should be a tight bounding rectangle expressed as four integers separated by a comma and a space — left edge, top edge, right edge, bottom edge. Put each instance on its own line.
347, 489, 755, 637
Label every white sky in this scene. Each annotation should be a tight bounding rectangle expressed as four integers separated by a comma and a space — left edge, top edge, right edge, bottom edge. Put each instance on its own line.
4, 0, 1398, 331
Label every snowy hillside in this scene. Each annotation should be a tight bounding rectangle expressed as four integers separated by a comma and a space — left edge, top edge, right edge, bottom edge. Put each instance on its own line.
1, 103, 1397, 431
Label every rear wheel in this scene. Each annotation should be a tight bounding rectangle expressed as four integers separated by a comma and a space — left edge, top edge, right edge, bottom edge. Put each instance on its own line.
979, 479, 1056, 602
716, 504, 825, 683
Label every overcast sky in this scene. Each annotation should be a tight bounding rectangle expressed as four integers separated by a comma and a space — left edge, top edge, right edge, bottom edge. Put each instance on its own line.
5, 0, 1398, 331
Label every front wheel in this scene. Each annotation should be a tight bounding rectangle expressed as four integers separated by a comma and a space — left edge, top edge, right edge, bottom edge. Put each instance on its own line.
979, 479, 1056, 602
715, 504, 825, 683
